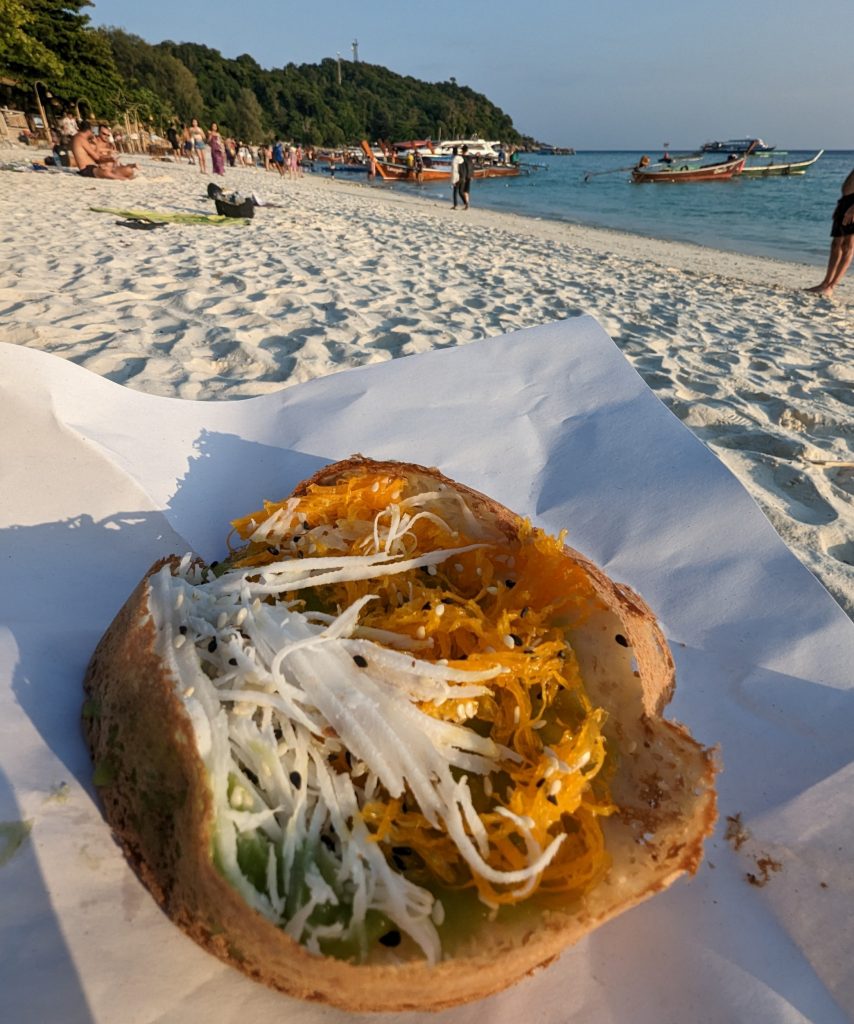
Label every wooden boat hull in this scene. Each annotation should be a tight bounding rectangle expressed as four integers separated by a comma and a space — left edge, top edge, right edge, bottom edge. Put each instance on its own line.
632, 155, 746, 183
361, 141, 520, 182
741, 150, 824, 177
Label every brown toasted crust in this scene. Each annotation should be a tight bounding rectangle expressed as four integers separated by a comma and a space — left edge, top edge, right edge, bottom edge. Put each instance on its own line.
83, 456, 717, 1011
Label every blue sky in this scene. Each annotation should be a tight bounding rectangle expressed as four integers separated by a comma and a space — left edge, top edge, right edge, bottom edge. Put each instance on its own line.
88, 0, 850, 150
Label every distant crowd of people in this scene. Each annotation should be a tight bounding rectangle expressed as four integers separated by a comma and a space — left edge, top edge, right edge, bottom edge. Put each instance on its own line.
163, 121, 312, 179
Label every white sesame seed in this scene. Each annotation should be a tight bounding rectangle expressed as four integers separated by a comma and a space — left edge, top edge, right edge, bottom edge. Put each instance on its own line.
427, 564, 437, 576
503, 634, 515, 649
371, 481, 379, 492
483, 776, 493, 797
216, 612, 228, 629
416, 626, 426, 639
513, 706, 521, 724
454, 563, 464, 573
252, 598, 262, 611
435, 604, 445, 617
549, 779, 562, 797
476, 567, 482, 576
532, 720, 547, 730
174, 591, 184, 609
174, 634, 186, 649
235, 608, 248, 626
431, 899, 445, 926
486, 586, 498, 595
183, 686, 195, 698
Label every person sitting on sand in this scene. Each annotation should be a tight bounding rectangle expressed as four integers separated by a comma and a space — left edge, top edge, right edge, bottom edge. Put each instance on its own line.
71, 121, 136, 179
807, 167, 854, 298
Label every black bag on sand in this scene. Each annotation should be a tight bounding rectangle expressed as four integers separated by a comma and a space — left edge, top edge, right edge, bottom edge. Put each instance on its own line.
214, 196, 255, 218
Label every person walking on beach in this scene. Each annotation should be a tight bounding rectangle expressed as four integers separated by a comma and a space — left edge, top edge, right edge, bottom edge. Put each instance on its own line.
458, 144, 472, 209
451, 146, 464, 209
189, 118, 207, 173
807, 167, 854, 298
208, 122, 226, 175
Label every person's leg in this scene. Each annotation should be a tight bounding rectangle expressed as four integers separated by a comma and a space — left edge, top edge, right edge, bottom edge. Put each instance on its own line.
826, 235, 854, 291
807, 238, 845, 293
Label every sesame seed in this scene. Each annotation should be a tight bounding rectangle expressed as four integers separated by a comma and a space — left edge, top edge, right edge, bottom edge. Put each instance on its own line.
513, 706, 521, 724
486, 585, 498, 595
174, 635, 186, 649
183, 686, 195, 698
503, 634, 515, 649
179, 625, 188, 635
547, 794, 558, 806
416, 626, 426, 639
289, 771, 302, 789
235, 608, 248, 626
505, 579, 516, 589
371, 481, 379, 492
392, 854, 406, 871
435, 604, 445, 617
174, 592, 184, 609
615, 634, 629, 647
216, 612, 228, 629
483, 776, 493, 797
549, 779, 562, 796
207, 638, 218, 653
379, 930, 401, 947
427, 564, 437, 576
229, 657, 238, 666
431, 900, 445, 926
353, 654, 368, 668
454, 563, 464, 573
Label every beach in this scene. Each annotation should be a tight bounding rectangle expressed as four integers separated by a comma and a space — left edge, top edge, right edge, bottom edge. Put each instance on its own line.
1, 156, 852, 617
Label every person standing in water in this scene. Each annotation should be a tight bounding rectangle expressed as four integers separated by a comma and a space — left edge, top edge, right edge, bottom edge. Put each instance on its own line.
807, 167, 854, 297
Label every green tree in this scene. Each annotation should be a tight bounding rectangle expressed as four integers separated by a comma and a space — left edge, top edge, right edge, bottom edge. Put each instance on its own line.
0, 0, 63, 79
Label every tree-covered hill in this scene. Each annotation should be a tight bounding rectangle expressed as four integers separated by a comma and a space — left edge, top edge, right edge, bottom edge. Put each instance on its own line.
1, 1, 522, 145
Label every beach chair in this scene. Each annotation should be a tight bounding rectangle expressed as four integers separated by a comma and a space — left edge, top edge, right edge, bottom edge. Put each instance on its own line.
0, 112, 13, 150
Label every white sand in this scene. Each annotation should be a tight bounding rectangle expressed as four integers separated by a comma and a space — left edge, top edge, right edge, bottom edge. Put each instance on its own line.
1, 155, 852, 617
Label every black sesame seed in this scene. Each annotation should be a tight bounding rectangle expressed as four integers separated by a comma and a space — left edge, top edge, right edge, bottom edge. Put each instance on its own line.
505, 579, 516, 589
558, 649, 568, 660
392, 854, 406, 871
345, 751, 353, 767
353, 654, 368, 668
379, 930, 401, 947
229, 657, 238, 666
547, 794, 558, 806
267, 546, 280, 556
207, 638, 218, 653
320, 834, 335, 850
520, 606, 530, 617
421, 602, 432, 611
302, 522, 313, 532
536, 778, 545, 788
615, 634, 629, 647
510, 634, 523, 646
289, 771, 302, 789
392, 845, 413, 856
179, 625, 188, 635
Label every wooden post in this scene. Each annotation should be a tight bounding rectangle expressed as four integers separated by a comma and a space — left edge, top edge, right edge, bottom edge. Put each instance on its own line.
33, 82, 49, 143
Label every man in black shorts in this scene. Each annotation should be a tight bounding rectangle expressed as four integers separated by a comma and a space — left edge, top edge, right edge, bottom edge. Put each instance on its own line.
807, 167, 854, 297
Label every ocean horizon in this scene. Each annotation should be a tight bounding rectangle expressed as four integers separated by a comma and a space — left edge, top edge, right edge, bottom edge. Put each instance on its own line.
380, 149, 854, 267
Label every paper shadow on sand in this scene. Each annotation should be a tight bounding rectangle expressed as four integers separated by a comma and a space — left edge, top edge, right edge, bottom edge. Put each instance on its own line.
6, 431, 328, 794
0, 768, 95, 1024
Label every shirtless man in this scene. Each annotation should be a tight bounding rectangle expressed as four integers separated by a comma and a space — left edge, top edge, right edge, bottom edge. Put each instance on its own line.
807, 167, 854, 297
71, 121, 135, 180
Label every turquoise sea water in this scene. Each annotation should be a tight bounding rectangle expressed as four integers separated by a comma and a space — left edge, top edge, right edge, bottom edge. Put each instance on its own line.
383, 149, 854, 267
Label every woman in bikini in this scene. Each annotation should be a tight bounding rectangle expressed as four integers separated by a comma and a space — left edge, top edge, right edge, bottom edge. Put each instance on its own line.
189, 118, 207, 173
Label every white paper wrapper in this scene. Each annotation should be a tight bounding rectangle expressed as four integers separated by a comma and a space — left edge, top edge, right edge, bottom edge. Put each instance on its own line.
1, 317, 852, 1024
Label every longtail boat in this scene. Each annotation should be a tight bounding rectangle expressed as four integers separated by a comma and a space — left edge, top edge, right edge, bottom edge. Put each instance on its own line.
360, 141, 522, 182
631, 153, 746, 183
741, 150, 824, 177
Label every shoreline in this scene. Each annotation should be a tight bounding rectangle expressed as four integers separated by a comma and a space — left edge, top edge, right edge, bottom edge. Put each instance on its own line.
1, 155, 852, 618
330, 172, 845, 292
